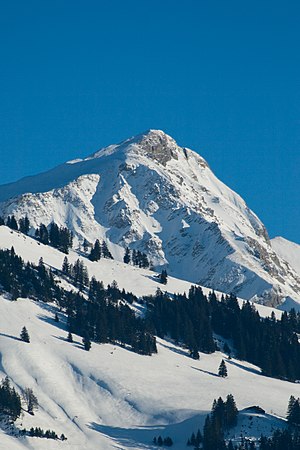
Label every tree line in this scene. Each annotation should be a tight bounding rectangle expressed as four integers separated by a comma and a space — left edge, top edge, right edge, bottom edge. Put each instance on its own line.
0, 247, 156, 355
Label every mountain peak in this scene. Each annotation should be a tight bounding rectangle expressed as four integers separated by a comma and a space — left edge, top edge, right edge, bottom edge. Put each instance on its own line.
130, 129, 180, 165
89, 129, 181, 165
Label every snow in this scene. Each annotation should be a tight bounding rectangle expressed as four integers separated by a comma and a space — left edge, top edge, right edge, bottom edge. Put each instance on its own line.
0, 130, 298, 308
0, 294, 295, 450
0, 226, 283, 319
0, 226, 293, 448
271, 236, 300, 276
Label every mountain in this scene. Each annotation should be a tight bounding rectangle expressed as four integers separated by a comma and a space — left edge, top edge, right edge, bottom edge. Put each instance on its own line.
0, 228, 294, 449
0, 129, 299, 307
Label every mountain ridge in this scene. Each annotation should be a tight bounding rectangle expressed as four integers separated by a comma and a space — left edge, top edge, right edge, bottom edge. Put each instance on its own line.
0, 129, 299, 307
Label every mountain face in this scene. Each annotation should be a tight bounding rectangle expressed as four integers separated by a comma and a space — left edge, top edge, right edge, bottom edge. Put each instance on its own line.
0, 129, 299, 307
271, 237, 300, 276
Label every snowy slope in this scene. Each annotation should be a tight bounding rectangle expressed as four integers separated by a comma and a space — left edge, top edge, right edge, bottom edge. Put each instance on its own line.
0, 226, 284, 318
0, 294, 294, 450
0, 130, 299, 307
0, 226, 295, 449
272, 236, 300, 276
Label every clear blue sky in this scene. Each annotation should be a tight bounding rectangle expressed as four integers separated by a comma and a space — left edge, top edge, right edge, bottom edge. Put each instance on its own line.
0, 1, 299, 243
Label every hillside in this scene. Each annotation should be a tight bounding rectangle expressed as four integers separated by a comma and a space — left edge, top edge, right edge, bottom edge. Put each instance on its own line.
0, 226, 297, 449
0, 226, 283, 319
0, 295, 295, 450
0, 130, 299, 307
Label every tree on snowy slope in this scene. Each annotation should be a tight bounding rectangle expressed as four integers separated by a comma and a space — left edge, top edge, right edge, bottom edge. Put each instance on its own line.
0, 377, 21, 421
62, 256, 70, 274
7, 215, 18, 230
123, 247, 131, 264
89, 239, 101, 261
287, 395, 300, 425
20, 326, 30, 343
159, 269, 168, 284
19, 215, 30, 234
102, 240, 113, 259
35, 223, 49, 244
218, 360, 228, 377
22, 387, 38, 414
49, 222, 73, 253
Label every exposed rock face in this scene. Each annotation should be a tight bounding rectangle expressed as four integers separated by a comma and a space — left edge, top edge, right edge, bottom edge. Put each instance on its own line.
0, 129, 299, 308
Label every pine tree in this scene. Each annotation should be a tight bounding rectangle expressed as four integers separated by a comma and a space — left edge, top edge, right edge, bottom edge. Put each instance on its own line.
157, 435, 163, 446
20, 326, 30, 343
123, 247, 131, 264
218, 359, 228, 378
35, 223, 49, 244
225, 394, 238, 428
160, 269, 168, 285
102, 241, 113, 259
19, 216, 30, 234
22, 388, 38, 414
287, 396, 300, 425
7, 215, 18, 230
89, 239, 101, 261
287, 395, 296, 422
62, 256, 70, 274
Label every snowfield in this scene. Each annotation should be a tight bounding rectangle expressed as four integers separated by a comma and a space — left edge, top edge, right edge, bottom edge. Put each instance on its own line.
272, 236, 300, 277
0, 295, 295, 450
0, 226, 296, 449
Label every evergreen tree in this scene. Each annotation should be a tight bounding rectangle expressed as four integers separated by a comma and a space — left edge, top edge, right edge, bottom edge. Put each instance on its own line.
132, 249, 138, 266
35, 223, 49, 244
0, 377, 21, 421
19, 216, 30, 234
160, 269, 168, 285
22, 388, 38, 414
89, 239, 101, 261
102, 241, 113, 259
20, 326, 30, 343
123, 247, 131, 264
157, 436, 163, 446
7, 215, 18, 230
62, 256, 70, 274
225, 394, 238, 428
287, 396, 300, 425
218, 359, 228, 378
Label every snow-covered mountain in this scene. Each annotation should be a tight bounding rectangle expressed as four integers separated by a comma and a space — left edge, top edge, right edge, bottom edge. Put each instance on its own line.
0, 129, 299, 307
0, 228, 294, 449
